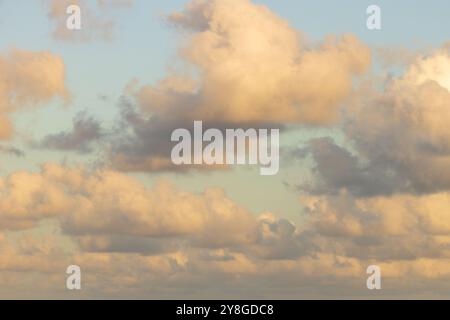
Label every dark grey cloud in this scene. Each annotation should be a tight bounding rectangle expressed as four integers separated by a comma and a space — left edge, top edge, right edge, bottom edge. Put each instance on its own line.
38, 112, 103, 154
108, 98, 281, 172
289, 79, 450, 197
292, 137, 402, 197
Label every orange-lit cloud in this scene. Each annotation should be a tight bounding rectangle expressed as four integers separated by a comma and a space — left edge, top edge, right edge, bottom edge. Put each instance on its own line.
2, 0, 450, 300
295, 47, 450, 195
1, 160, 450, 297
113, 0, 371, 173
0, 49, 69, 140
134, 0, 371, 125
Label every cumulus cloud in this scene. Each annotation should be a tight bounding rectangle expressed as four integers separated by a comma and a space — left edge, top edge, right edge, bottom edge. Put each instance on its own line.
344, 48, 450, 194
145, 0, 370, 125
0, 163, 324, 299
301, 191, 450, 262
108, 100, 193, 172
4, 185, 450, 298
113, 0, 370, 172
62, 176, 259, 248
0, 163, 259, 248
295, 46, 450, 196
296, 137, 396, 196
0, 167, 71, 230
0, 49, 69, 140
1, 161, 450, 297
108, 99, 232, 172
0, 233, 69, 273
3, 0, 450, 300
0, 162, 305, 255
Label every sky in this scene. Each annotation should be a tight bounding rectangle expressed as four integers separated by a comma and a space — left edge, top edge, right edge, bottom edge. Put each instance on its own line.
0, 0, 450, 299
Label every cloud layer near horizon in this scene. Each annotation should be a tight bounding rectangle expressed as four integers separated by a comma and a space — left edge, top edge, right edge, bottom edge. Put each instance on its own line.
2, 161, 450, 298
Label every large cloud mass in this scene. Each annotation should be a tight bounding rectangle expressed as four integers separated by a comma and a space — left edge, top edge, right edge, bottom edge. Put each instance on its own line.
299, 47, 450, 196
143, 0, 371, 125
0, 163, 259, 247
2, 162, 450, 297
3, 0, 450, 299
113, 0, 370, 172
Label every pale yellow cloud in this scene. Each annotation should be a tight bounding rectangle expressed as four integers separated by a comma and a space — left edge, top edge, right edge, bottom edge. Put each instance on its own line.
402, 49, 450, 91
113, 0, 371, 173
301, 190, 450, 262
0, 163, 259, 248
131, 0, 371, 125
0, 49, 69, 140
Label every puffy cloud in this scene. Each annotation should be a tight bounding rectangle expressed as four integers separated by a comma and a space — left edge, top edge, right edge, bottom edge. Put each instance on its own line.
0, 234, 69, 273
60, 175, 259, 249
108, 101, 194, 172
144, 0, 370, 125
296, 47, 450, 196
2, 162, 450, 297
239, 45, 450, 297
0, 163, 259, 248
0, 168, 71, 230
0, 162, 308, 264
298, 137, 397, 196
301, 191, 450, 261
114, 0, 370, 172
108, 100, 233, 172
0, 49, 69, 140
345, 48, 450, 194
374, 46, 418, 68
402, 50, 450, 91
4, 0, 450, 299
248, 214, 304, 260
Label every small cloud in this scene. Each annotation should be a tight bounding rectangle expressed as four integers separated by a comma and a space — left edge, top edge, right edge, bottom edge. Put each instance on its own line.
43, 0, 133, 42
38, 112, 103, 154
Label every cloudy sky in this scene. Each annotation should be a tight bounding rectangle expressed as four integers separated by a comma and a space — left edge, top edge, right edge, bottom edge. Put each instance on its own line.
0, 0, 450, 299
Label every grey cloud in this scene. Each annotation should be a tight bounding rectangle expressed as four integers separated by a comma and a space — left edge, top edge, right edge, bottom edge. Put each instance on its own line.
109, 99, 280, 172
76, 235, 177, 255
289, 48, 450, 197
294, 137, 401, 197
250, 218, 305, 260
0, 145, 25, 157
38, 112, 103, 154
